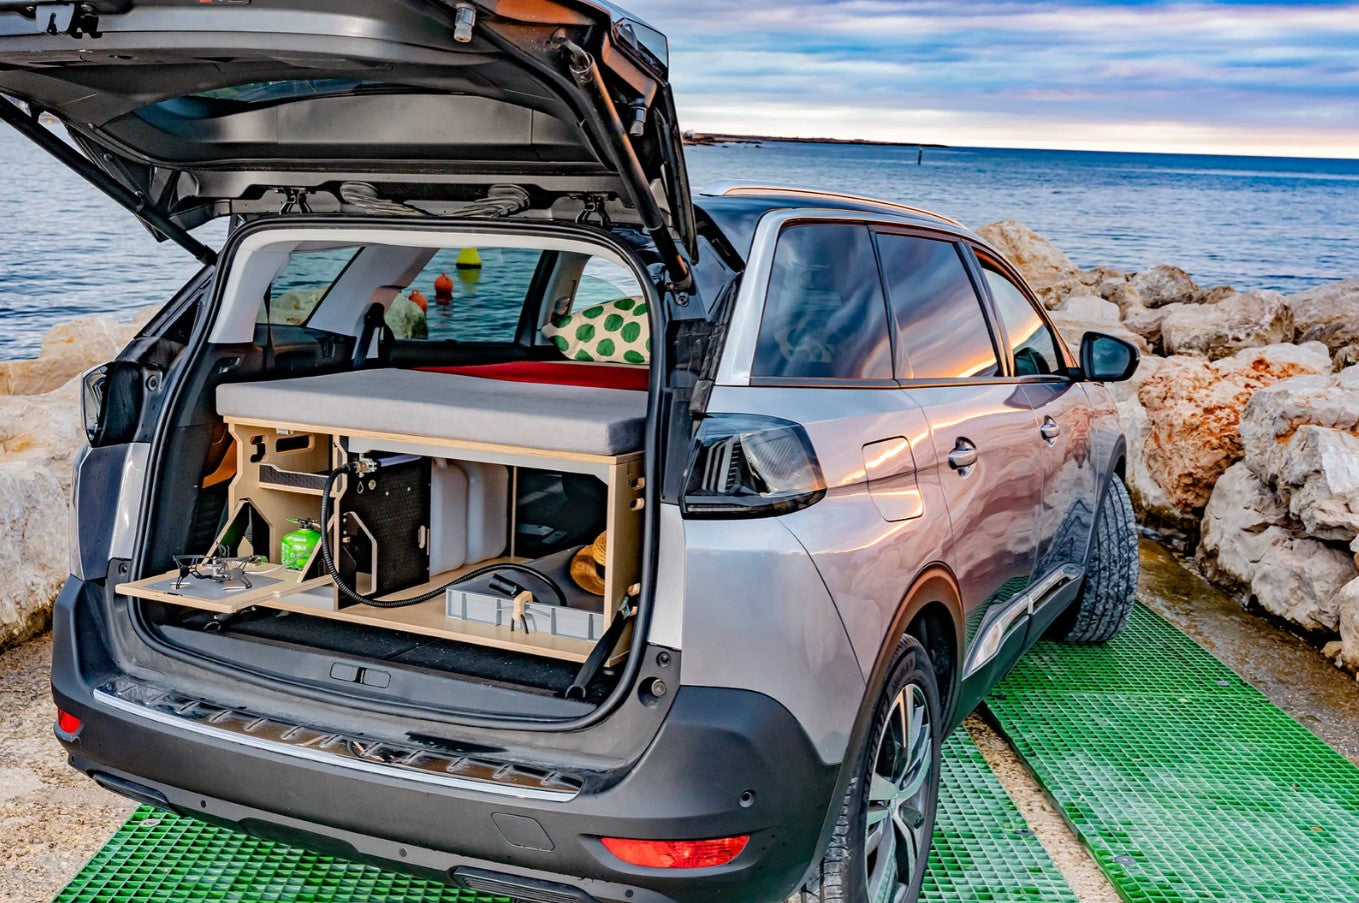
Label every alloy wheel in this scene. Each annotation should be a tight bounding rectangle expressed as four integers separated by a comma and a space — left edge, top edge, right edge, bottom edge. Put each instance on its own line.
863, 682, 934, 903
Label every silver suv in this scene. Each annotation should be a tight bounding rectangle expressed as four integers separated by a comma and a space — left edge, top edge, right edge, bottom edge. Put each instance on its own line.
2, 3, 1139, 902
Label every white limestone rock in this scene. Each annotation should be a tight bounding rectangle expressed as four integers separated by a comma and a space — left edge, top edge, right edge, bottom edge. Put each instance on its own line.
1160, 290, 1293, 360
1136, 343, 1332, 513
1238, 365, 1359, 541
1107, 355, 1185, 527
1337, 577, 1359, 672
1287, 277, 1359, 354
0, 375, 86, 495
1198, 463, 1356, 633
0, 462, 69, 648
0, 306, 159, 396
1131, 264, 1200, 308
975, 220, 1078, 282
1056, 293, 1121, 323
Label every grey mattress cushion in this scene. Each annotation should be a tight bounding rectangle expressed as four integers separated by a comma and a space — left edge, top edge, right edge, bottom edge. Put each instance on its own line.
216, 369, 647, 456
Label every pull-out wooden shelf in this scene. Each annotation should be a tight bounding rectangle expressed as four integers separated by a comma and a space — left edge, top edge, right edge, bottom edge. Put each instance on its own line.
118, 410, 643, 665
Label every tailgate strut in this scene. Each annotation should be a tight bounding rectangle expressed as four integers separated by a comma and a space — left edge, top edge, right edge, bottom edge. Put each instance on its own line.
0, 99, 217, 266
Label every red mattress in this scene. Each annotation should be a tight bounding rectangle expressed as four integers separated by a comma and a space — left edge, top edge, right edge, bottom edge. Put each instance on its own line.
418, 361, 649, 391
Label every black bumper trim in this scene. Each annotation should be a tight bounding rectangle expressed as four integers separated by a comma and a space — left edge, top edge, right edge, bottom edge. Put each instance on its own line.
95, 676, 582, 801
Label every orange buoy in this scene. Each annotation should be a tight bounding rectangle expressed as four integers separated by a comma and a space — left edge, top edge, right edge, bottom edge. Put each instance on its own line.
408, 289, 429, 312
433, 271, 454, 306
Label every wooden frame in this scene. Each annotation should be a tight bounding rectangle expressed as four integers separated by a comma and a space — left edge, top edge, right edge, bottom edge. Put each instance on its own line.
117, 415, 644, 664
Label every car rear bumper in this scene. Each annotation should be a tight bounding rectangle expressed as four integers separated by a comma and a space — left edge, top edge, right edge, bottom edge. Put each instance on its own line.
51, 579, 839, 903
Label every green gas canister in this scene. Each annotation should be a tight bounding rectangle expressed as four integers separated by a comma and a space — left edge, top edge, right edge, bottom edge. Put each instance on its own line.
281, 517, 322, 571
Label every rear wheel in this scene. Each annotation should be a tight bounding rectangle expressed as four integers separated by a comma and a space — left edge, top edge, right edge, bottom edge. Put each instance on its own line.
801, 637, 942, 903
1055, 475, 1138, 644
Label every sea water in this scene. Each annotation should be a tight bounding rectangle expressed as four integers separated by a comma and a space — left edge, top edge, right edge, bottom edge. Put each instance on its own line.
0, 127, 1355, 361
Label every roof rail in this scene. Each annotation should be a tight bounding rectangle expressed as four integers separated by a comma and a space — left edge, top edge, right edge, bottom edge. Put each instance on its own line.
700, 181, 966, 229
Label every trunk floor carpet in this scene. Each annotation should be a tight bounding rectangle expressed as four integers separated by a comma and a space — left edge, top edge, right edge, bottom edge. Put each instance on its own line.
52, 732, 1076, 902
988, 604, 1359, 903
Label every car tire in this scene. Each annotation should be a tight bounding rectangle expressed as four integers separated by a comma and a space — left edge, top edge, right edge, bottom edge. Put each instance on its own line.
800, 636, 942, 903
1055, 474, 1138, 644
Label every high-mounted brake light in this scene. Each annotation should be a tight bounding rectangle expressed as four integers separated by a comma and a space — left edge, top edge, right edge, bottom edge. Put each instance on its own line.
600, 835, 750, 869
681, 414, 826, 519
56, 708, 82, 736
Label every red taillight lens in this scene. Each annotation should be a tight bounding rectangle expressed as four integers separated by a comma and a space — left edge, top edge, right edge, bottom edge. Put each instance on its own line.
600, 835, 749, 869
56, 709, 82, 735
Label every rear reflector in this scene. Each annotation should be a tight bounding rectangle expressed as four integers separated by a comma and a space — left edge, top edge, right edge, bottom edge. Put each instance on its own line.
56, 708, 82, 735
599, 835, 749, 869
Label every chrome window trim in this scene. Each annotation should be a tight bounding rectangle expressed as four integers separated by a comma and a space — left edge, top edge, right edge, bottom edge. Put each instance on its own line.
93, 680, 582, 802
962, 563, 1083, 679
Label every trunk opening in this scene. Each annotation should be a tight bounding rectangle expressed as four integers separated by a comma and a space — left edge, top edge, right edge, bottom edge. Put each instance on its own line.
121, 217, 672, 723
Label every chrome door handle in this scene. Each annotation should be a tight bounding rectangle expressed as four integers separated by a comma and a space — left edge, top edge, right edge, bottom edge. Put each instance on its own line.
1040, 417, 1061, 442
947, 440, 978, 471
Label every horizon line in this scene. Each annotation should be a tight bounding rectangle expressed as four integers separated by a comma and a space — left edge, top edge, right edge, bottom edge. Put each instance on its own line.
682, 131, 1359, 163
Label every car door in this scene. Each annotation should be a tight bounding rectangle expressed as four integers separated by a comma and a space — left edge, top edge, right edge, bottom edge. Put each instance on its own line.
702, 214, 953, 678
873, 229, 1045, 708
974, 252, 1097, 639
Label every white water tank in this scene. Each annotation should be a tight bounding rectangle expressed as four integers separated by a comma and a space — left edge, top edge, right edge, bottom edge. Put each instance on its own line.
429, 459, 509, 574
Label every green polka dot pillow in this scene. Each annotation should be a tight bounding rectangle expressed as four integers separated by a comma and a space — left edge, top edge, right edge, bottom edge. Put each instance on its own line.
541, 296, 650, 365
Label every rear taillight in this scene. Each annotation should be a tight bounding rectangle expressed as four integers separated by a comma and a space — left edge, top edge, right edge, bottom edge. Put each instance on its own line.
56, 709, 82, 736
682, 414, 825, 518
600, 835, 750, 869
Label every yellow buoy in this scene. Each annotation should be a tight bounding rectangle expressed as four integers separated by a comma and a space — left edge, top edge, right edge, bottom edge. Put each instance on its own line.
455, 247, 482, 270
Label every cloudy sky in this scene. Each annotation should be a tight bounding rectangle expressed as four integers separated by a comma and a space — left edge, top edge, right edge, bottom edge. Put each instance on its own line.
632, 0, 1359, 157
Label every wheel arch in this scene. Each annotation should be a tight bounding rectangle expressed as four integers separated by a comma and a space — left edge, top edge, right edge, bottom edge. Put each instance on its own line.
862, 564, 964, 757
798, 562, 964, 892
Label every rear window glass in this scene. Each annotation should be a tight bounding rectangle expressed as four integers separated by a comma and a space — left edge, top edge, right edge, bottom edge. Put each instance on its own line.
752, 224, 893, 381
191, 79, 382, 104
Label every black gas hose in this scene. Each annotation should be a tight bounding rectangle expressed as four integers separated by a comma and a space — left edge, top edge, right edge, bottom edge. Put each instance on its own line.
318, 461, 565, 609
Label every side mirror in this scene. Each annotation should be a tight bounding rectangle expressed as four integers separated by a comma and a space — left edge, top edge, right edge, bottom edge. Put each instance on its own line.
1080, 332, 1140, 383
81, 361, 155, 447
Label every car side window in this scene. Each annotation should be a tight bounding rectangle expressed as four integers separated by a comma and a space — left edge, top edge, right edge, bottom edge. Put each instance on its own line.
875, 233, 999, 380
982, 263, 1064, 377
259, 247, 360, 326
752, 224, 893, 381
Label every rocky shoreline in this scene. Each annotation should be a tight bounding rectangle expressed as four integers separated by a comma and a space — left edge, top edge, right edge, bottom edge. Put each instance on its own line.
980, 221, 1359, 672
1, 229, 1356, 673
0, 307, 158, 648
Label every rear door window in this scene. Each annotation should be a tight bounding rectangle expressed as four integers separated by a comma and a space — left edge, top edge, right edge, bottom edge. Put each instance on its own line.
982, 264, 1064, 376
875, 233, 999, 380
752, 223, 893, 381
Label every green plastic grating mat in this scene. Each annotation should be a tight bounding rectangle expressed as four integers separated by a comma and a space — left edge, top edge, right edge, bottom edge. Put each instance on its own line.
55, 732, 1077, 903
922, 732, 1079, 902
988, 604, 1359, 903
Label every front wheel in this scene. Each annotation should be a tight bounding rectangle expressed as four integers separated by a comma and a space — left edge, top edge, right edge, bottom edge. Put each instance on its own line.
1054, 474, 1139, 644
801, 636, 942, 903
